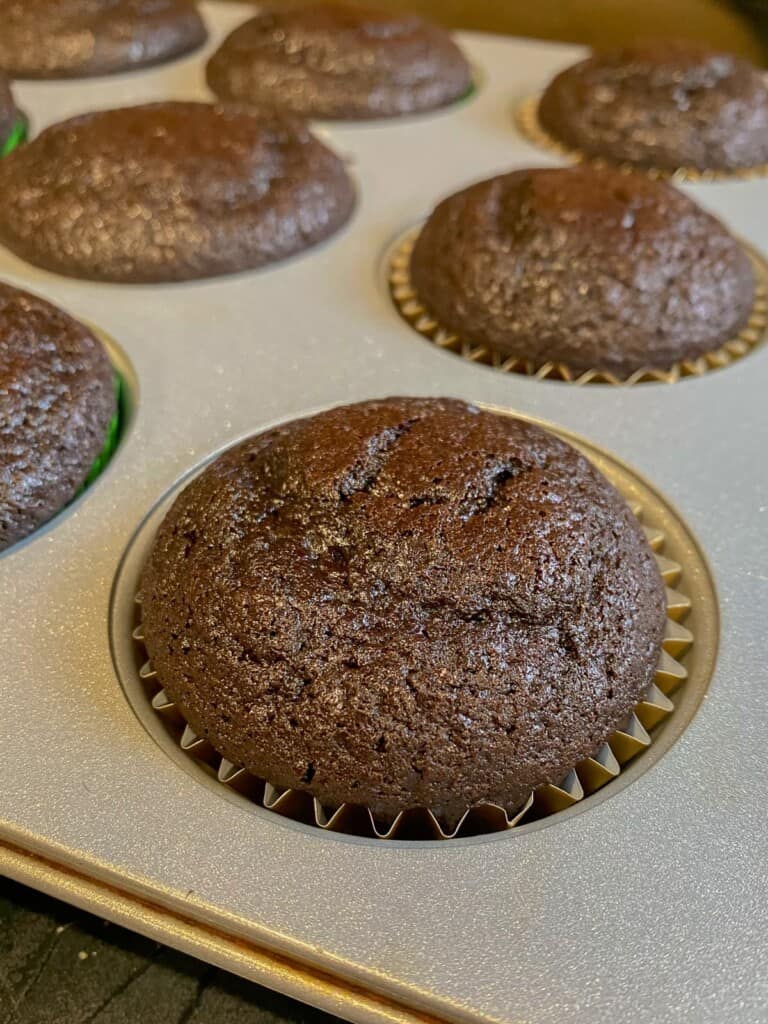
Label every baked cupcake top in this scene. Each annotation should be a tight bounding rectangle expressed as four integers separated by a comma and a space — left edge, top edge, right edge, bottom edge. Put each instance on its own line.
206, 3, 472, 120
140, 397, 666, 824
0, 102, 356, 283
0, 0, 207, 79
409, 166, 755, 375
538, 40, 768, 172
0, 72, 18, 148
0, 283, 116, 552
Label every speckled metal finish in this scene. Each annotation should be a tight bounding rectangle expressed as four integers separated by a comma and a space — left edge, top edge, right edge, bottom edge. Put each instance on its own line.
1, 4, 767, 1023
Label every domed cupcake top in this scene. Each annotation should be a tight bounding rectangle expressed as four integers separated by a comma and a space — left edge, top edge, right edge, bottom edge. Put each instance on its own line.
538, 40, 768, 171
140, 397, 666, 823
0, 102, 356, 283
409, 165, 755, 375
0, 0, 207, 79
206, 2, 472, 119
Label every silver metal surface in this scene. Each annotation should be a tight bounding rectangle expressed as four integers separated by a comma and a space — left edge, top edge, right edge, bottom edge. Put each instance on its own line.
2, 4, 767, 1022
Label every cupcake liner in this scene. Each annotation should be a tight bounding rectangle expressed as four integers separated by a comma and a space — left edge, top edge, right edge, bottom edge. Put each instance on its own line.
515, 94, 768, 183
75, 373, 124, 497
389, 230, 768, 385
1, 114, 27, 157
131, 500, 693, 841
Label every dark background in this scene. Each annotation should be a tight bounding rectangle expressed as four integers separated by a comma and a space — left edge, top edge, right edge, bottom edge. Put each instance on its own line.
3, 2, 767, 1022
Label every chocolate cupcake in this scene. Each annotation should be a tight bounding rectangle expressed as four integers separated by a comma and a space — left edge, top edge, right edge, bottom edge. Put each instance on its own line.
140, 397, 666, 823
538, 41, 768, 172
0, 0, 207, 80
409, 166, 755, 376
206, 3, 472, 120
0, 102, 356, 283
0, 283, 117, 552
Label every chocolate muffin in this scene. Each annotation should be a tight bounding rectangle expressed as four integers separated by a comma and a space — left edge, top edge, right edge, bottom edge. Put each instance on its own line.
538, 41, 768, 172
206, 3, 472, 120
0, 102, 356, 283
409, 166, 755, 376
0, 283, 116, 552
140, 397, 666, 823
0, 0, 207, 80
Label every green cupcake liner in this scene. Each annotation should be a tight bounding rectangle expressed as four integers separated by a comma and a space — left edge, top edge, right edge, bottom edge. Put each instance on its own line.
457, 79, 478, 104
78, 373, 124, 495
1, 115, 27, 157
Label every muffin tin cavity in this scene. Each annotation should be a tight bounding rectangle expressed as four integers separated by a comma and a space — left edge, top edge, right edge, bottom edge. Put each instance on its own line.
110, 409, 717, 844
385, 225, 768, 385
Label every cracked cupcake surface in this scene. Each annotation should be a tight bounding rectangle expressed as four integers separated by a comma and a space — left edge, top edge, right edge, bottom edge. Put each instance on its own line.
409, 165, 755, 375
140, 397, 666, 823
206, 3, 472, 120
538, 40, 768, 172
0, 0, 207, 79
0, 102, 356, 283
0, 282, 116, 551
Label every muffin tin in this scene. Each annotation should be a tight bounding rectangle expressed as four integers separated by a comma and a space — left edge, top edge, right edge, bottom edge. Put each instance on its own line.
1, 4, 767, 1022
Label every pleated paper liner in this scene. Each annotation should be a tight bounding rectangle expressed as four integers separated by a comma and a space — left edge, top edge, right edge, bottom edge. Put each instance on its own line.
73, 319, 130, 501
515, 94, 768, 183
1, 115, 27, 157
131, 503, 693, 841
389, 231, 768, 384
76, 373, 124, 497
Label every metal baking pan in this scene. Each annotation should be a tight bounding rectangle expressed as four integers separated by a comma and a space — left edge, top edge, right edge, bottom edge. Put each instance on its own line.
2, 3, 767, 1022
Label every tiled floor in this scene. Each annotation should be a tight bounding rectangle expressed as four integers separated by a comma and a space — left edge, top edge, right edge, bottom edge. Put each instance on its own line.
0, 879, 337, 1024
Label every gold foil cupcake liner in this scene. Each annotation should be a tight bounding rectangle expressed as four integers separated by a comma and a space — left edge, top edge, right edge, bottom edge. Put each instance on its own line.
515, 94, 768, 183
131, 501, 693, 840
389, 230, 768, 384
